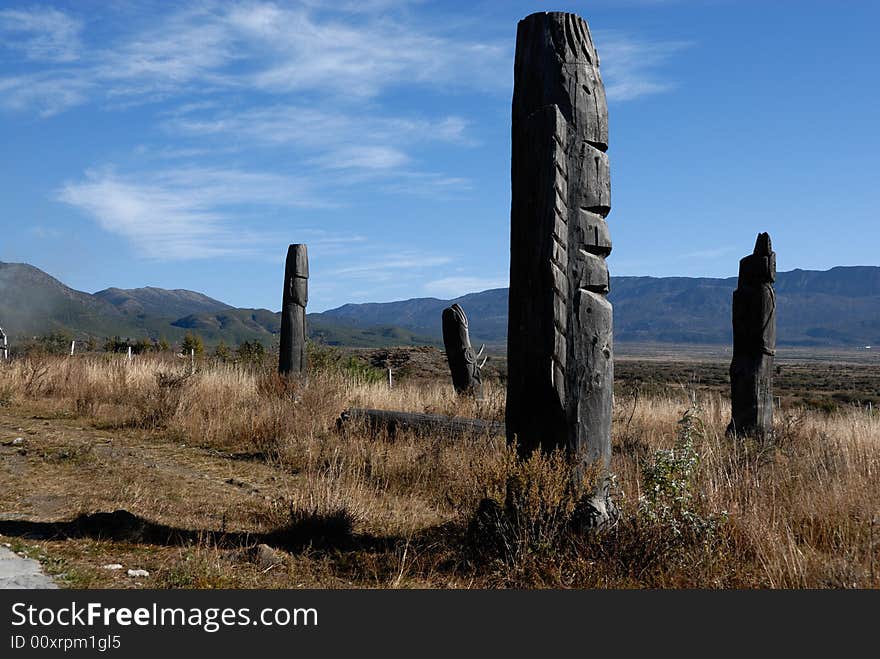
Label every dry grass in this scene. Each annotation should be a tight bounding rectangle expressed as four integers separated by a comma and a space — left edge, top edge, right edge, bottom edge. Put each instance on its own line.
0, 352, 877, 588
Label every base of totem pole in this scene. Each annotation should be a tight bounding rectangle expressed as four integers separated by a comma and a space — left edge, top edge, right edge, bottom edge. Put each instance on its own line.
727, 352, 774, 441
571, 487, 619, 532
468, 480, 618, 560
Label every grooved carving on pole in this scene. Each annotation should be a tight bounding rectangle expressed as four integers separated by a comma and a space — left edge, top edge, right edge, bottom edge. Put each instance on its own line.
727, 233, 776, 438
506, 11, 615, 527
279, 244, 308, 378
441, 303, 485, 399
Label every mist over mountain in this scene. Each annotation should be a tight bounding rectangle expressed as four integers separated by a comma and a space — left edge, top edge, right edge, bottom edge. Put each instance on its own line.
0, 261, 878, 348
0, 262, 134, 338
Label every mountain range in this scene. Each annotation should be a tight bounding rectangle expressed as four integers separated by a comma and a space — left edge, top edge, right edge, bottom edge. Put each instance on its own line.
0, 261, 878, 349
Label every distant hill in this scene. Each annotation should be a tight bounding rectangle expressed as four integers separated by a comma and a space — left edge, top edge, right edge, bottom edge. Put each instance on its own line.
0, 261, 439, 348
1, 261, 878, 348
314, 267, 880, 347
95, 287, 233, 319
0, 262, 138, 339
315, 288, 509, 345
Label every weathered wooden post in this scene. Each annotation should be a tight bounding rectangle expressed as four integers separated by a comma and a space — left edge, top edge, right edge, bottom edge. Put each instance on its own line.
506, 11, 615, 527
727, 232, 776, 438
0, 326, 7, 360
279, 244, 309, 379
442, 303, 485, 399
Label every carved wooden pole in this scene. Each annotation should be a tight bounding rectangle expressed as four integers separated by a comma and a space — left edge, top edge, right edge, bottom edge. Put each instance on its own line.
727, 233, 776, 438
442, 303, 485, 399
279, 244, 309, 379
507, 11, 615, 526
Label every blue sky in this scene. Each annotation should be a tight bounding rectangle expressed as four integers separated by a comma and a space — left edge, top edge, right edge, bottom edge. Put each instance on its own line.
1, 0, 878, 312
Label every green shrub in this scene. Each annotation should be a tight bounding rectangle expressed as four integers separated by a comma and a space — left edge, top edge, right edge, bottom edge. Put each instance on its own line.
307, 344, 383, 384
638, 405, 726, 545
181, 333, 204, 356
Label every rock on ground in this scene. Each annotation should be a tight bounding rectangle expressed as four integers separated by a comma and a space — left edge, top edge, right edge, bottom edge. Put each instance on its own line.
0, 546, 57, 589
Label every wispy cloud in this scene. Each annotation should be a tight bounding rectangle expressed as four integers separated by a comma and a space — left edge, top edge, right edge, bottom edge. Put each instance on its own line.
0, 7, 82, 62
230, 3, 506, 97
0, 2, 507, 115
329, 254, 453, 280
0, 4, 688, 115
306, 250, 461, 306
377, 171, 473, 198
166, 105, 471, 176
16, 3, 689, 273
423, 276, 507, 298
57, 166, 328, 260
0, 73, 92, 117
680, 246, 737, 260
596, 32, 692, 101
297, 229, 368, 257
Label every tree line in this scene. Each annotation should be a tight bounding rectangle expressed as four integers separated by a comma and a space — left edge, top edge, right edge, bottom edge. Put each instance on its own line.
10, 332, 268, 364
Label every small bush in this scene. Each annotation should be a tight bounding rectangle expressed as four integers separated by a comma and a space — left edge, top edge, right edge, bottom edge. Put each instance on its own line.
468, 449, 596, 570
637, 405, 727, 551
181, 333, 204, 357
308, 344, 383, 384
131, 370, 193, 429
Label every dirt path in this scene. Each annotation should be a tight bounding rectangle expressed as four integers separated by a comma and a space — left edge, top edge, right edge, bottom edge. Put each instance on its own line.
0, 406, 311, 588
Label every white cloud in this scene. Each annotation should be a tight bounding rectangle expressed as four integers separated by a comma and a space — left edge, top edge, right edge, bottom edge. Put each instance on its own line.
377, 172, 472, 197
423, 276, 507, 298
0, 7, 82, 62
57, 167, 328, 260
0, 73, 91, 116
166, 104, 472, 182
312, 146, 410, 171
680, 246, 736, 259
95, 7, 242, 97
0, 2, 507, 116
167, 105, 470, 149
297, 230, 368, 257
225, 3, 506, 97
0, 4, 687, 117
330, 254, 453, 280
596, 32, 692, 101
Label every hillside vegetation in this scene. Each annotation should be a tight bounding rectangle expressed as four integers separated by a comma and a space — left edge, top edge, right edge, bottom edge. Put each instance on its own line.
3, 261, 880, 349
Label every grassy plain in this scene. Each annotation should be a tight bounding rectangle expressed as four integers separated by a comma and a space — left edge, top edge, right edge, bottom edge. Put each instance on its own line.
0, 347, 877, 588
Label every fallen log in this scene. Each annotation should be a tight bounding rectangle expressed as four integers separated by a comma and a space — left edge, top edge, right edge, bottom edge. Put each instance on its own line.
337, 408, 503, 439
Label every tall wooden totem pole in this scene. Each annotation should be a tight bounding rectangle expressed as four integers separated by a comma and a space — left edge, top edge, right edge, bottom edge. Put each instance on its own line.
279, 244, 309, 379
506, 11, 615, 526
727, 233, 776, 438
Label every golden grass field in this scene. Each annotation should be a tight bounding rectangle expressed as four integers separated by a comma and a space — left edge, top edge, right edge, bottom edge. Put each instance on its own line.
0, 351, 877, 588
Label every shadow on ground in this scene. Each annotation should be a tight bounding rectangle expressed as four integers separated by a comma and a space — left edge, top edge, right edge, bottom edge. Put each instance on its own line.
0, 509, 397, 554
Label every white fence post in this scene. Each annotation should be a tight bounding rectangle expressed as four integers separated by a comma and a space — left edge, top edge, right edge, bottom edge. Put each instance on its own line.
387, 367, 393, 390
0, 326, 7, 361
127, 346, 132, 362
70, 340, 76, 356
